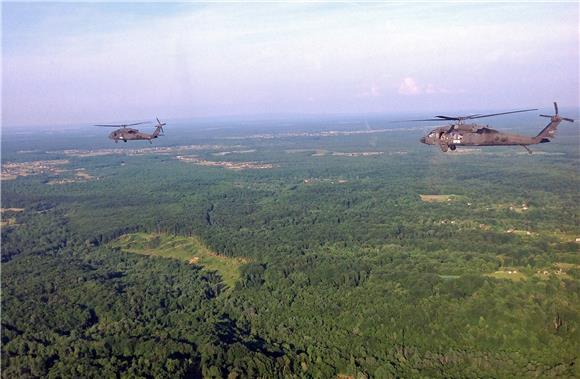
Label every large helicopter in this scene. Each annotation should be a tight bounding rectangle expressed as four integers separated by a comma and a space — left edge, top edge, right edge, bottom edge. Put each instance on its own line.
95, 118, 167, 143
416, 102, 574, 153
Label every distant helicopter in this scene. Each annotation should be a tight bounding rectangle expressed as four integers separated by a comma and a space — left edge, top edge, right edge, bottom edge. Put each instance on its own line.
415, 103, 574, 153
95, 118, 166, 143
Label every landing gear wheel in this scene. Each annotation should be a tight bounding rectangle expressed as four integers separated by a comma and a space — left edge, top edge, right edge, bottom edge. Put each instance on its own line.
449, 145, 456, 151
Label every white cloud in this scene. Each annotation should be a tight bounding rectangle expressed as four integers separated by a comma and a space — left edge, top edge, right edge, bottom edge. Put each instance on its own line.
398, 77, 421, 95
398, 77, 465, 96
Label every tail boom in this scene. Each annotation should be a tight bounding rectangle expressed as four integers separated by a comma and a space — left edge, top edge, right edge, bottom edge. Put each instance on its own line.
533, 117, 561, 143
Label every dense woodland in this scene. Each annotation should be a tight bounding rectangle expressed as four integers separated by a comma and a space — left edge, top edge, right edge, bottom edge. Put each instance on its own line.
2, 117, 579, 378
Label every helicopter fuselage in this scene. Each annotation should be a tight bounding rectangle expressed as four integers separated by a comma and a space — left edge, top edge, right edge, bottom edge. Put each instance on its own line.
108, 128, 159, 143
420, 123, 539, 149
415, 103, 571, 153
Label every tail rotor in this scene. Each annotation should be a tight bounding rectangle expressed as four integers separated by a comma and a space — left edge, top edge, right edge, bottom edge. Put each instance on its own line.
539, 102, 575, 122
156, 117, 166, 134
534, 102, 574, 142
151, 117, 167, 138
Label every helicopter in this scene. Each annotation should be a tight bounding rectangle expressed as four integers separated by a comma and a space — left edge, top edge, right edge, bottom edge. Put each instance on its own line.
416, 102, 574, 153
95, 118, 167, 143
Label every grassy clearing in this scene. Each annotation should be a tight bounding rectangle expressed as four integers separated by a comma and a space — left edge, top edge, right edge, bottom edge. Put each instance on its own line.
0, 218, 17, 227
0, 208, 25, 213
486, 269, 527, 282
419, 194, 459, 203
75, 170, 94, 180
111, 232, 248, 289
551, 232, 580, 243
0, 208, 22, 228
438, 274, 461, 280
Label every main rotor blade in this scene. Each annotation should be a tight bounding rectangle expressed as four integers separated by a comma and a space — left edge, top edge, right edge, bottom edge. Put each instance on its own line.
434, 114, 481, 120
562, 117, 574, 122
554, 102, 559, 115
124, 121, 151, 126
539, 114, 552, 118
94, 121, 150, 127
391, 118, 450, 122
467, 108, 537, 120
395, 109, 536, 123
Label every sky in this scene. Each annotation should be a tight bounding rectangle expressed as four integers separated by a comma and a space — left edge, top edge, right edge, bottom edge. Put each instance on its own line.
2, 2, 579, 127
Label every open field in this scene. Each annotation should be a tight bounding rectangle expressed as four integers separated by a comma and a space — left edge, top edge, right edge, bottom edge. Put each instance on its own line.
0, 218, 17, 228
420, 194, 459, 202
47, 169, 96, 185
74, 170, 94, 180
0, 208, 24, 213
0, 208, 23, 227
110, 232, 248, 289
486, 269, 527, 281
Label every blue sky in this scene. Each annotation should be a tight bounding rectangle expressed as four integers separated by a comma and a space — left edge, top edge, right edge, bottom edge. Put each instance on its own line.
2, 2, 579, 127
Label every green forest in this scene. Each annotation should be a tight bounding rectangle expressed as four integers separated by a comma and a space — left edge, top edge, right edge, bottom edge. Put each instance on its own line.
2, 120, 579, 378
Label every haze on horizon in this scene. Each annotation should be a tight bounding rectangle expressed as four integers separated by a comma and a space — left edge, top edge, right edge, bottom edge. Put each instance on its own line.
2, 2, 579, 128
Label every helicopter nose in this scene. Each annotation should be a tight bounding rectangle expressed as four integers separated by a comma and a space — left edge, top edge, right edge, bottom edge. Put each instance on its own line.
420, 137, 426, 144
